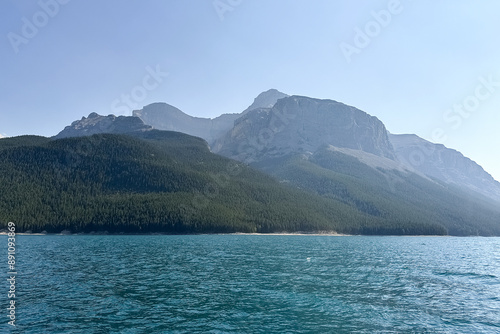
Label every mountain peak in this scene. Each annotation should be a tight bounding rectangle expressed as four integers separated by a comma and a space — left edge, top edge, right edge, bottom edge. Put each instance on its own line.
131, 90, 290, 145
242, 89, 289, 114
133, 102, 184, 118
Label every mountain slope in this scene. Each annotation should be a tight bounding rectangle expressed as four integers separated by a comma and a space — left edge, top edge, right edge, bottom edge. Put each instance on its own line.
0, 131, 447, 235
70, 90, 499, 208
250, 149, 500, 236
215, 96, 500, 236
389, 133, 500, 202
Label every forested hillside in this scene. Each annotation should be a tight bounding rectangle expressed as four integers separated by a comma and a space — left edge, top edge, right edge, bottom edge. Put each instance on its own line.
252, 147, 500, 236
0, 132, 450, 235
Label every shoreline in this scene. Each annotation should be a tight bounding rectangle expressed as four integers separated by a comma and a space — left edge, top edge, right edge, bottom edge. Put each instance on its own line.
0, 232, 477, 237
0, 231, 350, 236
226, 232, 350, 236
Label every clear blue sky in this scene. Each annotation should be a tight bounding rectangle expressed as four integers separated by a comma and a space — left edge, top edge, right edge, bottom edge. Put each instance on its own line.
2, 0, 500, 180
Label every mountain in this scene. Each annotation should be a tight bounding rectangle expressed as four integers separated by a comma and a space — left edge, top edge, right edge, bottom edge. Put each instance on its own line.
213, 95, 396, 162
214, 95, 500, 236
132, 89, 289, 144
2, 131, 445, 235
389, 134, 500, 203
55, 113, 152, 139
51, 91, 500, 206
32, 89, 500, 235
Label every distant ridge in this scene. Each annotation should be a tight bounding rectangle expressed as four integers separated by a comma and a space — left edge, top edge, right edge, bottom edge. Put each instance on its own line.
132, 89, 289, 145
54, 113, 152, 139
132, 102, 237, 145
389, 133, 500, 202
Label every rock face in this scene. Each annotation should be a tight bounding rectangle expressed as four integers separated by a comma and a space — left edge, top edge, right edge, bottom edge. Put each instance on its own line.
132, 103, 237, 145
133, 89, 289, 145
54, 113, 152, 139
389, 134, 500, 202
213, 96, 396, 162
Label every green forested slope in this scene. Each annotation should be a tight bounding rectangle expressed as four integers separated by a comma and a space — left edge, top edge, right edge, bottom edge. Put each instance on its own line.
2, 131, 493, 235
252, 148, 500, 236
0, 131, 446, 235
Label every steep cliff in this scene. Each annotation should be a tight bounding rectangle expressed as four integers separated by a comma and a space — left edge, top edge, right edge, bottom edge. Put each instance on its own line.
214, 96, 396, 162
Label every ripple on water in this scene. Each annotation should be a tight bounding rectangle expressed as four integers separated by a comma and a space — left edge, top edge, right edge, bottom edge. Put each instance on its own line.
3, 235, 500, 333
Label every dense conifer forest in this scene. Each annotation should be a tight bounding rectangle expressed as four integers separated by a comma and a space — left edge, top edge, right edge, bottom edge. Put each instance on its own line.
0, 131, 496, 235
253, 147, 500, 236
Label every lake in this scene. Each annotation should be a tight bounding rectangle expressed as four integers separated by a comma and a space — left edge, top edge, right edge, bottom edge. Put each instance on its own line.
2, 235, 499, 333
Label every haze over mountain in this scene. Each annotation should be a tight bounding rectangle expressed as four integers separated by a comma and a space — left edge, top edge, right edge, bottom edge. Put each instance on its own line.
132, 90, 500, 204
54, 89, 500, 205
131, 89, 289, 145
211, 93, 500, 235
131, 103, 237, 145
213, 95, 396, 162
389, 134, 500, 203
47, 89, 500, 235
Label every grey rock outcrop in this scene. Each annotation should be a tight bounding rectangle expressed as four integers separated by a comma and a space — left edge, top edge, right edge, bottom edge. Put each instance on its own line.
389, 133, 500, 202
213, 95, 396, 162
54, 113, 152, 139
132, 89, 289, 145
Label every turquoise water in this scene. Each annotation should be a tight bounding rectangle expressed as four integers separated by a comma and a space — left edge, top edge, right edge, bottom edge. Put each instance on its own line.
2, 235, 500, 333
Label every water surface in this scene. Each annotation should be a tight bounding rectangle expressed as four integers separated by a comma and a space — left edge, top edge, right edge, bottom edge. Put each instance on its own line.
2, 235, 499, 333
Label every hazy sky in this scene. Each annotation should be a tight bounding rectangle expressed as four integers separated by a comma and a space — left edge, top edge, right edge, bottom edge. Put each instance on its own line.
2, 0, 500, 180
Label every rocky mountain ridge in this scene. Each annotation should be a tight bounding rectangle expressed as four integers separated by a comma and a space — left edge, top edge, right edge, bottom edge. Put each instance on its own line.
53, 89, 500, 203
132, 103, 238, 145
213, 95, 396, 162
54, 113, 152, 139
389, 133, 500, 202
131, 89, 289, 145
